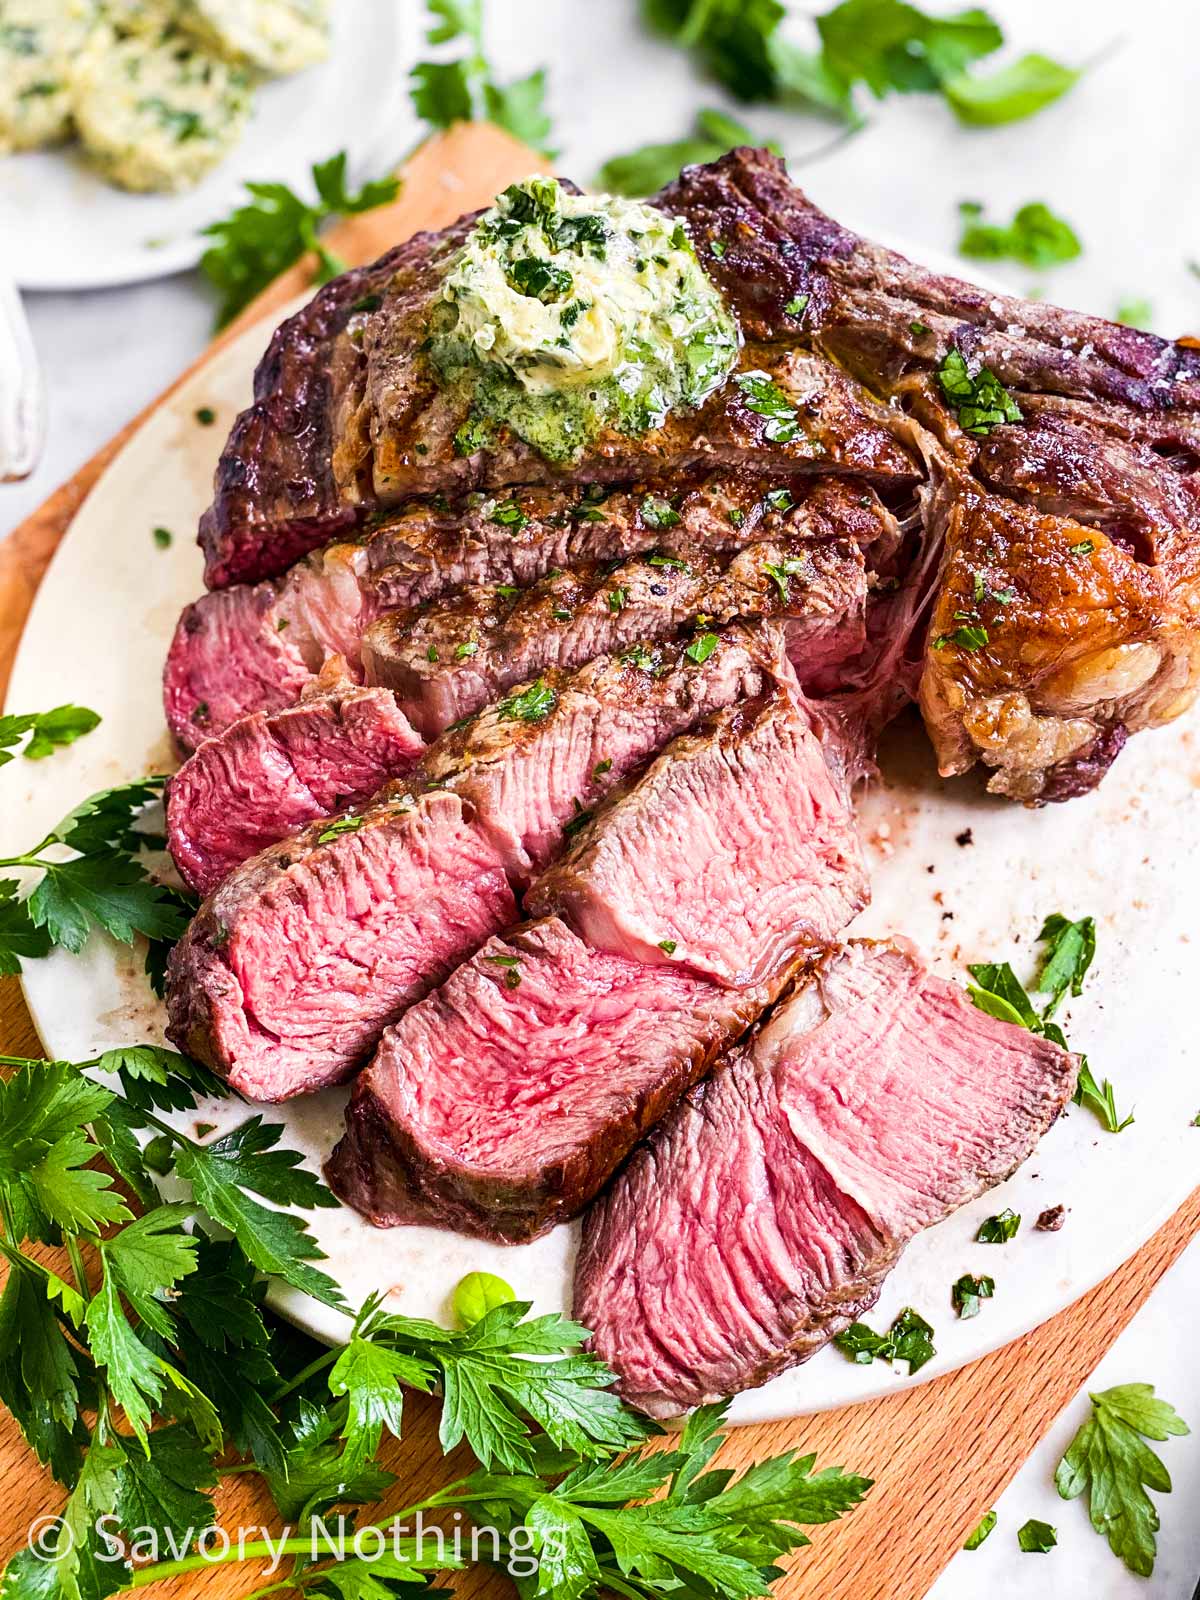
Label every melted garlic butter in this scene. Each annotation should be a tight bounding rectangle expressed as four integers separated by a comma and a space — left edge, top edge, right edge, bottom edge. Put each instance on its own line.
429, 177, 738, 461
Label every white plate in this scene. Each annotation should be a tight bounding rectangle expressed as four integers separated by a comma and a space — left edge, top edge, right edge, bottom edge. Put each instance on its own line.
4, 258, 1199, 1424
0, 0, 412, 291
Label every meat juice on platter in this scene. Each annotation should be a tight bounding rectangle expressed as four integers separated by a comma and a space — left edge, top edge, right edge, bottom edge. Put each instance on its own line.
25, 151, 1200, 1417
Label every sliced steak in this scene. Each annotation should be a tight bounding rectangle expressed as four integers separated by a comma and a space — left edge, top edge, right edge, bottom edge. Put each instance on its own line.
574, 939, 1079, 1417
364, 533, 867, 738
165, 628, 776, 1098
166, 672, 425, 896
527, 695, 866, 986
166, 475, 893, 750
328, 689, 867, 1240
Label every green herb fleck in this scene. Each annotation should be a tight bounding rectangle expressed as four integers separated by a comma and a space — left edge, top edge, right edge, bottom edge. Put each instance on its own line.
976, 1209, 1020, 1243
641, 493, 681, 529
152, 526, 173, 549
834, 1307, 936, 1374
1018, 1519, 1057, 1553
735, 369, 801, 443
658, 939, 677, 955
496, 680, 557, 723
952, 1273, 995, 1319
684, 631, 719, 665
194, 406, 216, 426
317, 813, 365, 843
937, 348, 1022, 435
965, 1510, 997, 1549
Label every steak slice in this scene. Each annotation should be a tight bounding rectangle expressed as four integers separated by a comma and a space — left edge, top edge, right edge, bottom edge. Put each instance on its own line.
164, 627, 775, 1098
328, 689, 867, 1240
364, 533, 867, 739
575, 939, 1079, 1417
166, 671, 425, 896
166, 474, 893, 750
527, 695, 867, 987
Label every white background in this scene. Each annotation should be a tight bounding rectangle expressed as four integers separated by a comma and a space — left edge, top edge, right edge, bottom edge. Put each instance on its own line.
1, 2, 1197, 1596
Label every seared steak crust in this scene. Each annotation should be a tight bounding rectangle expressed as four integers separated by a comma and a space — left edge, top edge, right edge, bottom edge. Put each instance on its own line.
167, 475, 892, 750
575, 939, 1079, 1416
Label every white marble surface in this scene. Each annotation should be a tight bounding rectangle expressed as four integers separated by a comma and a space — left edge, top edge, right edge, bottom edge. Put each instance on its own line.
1, 1, 1197, 1594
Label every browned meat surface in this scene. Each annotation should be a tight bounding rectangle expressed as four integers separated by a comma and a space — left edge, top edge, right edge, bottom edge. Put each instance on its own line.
166, 474, 895, 750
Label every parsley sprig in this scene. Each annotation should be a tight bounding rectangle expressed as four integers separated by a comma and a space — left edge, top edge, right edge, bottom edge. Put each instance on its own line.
1056, 1384, 1189, 1575
410, 0, 554, 154
967, 913, 1132, 1133
199, 153, 400, 329
640, 0, 1079, 127
0, 1048, 869, 1600
0, 760, 193, 985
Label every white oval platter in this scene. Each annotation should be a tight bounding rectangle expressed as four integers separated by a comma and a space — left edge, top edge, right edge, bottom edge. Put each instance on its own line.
1, 0, 411, 291
4, 270, 1198, 1425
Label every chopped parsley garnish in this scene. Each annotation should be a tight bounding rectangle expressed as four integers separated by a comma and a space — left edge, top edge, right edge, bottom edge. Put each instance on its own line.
194, 406, 216, 426
1018, 1519, 1057, 1553
496, 679, 557, 723
563, 800, 594, 839
647, 552, 689, 571
593, 757, 613, 778
552, 606, 573, 621
936, 348, 1022, 435
495, 583, 521, 599
952, 1273, 994, 1319
152, 526, 173, 548
735, 369, 801, 443
710, 239, 727, 259
933, 623, 989, 651
607, 587, 627, 612
454, 639, 479, 660
764, 487, 794, 513
489, 498, 529, 530
834, 1308, 935, 1374
1056, 1383, 1189, 1575
964, 1510, 997, 1550
621, 643, 662, 671
1071, 538, 1096, 557
349, 292, 382, 315
658, 938, 677, 955
426, 644, 439, 662
317, 813, 365, 843
484, 953, 523, 988
957, 199, 1082, 268
910, 319, 931, 336
763, 557, 807, 601
641, 493, 681, 529
784, 294, 809, 318
507, 256, 573, 302
968, 915, 1131, 1132
976, 1209, 1020, 1243
727, 507, 746, 527
685, 631, 719, 664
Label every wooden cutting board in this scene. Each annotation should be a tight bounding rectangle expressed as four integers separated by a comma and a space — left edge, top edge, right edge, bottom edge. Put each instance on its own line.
0, 122, 1196, 1600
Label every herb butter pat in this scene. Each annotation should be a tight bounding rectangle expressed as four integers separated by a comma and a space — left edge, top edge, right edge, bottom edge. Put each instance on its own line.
430, 177, 738, 462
